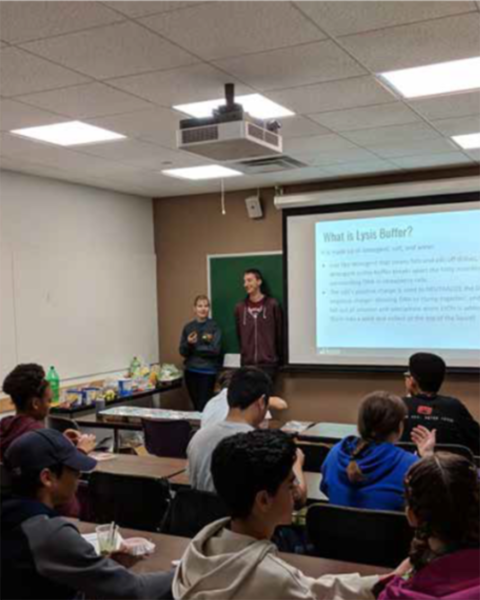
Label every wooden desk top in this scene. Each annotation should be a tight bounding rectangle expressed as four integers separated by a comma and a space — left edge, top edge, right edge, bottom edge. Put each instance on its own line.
76, 522, 389, 578
93, 454, 187, 480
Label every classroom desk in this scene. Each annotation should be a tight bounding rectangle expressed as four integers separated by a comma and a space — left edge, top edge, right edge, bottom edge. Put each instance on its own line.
299, 422, 358, 444
76, 411, 200, 452
93, 454, 187, 481
76, 522, 389, 578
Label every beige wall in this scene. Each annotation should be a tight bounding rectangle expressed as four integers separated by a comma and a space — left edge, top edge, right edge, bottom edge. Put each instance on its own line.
154, 167, 480, 422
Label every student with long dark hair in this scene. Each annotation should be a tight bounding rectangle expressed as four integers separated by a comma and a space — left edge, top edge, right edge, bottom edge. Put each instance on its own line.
321, 391, 435, 511
179, 295, 222, 411
377, 453, 480, 599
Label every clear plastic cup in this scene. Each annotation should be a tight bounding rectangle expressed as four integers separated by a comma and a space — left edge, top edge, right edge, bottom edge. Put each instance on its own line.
96, 524, 120, 555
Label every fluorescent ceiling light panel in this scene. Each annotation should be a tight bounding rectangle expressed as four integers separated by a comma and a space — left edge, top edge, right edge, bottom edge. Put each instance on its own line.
452, 132, 480, 149
10, 121, 126, 146
380, 57, 480, 99
174, 94, 294, 119
162, 165, 243, 180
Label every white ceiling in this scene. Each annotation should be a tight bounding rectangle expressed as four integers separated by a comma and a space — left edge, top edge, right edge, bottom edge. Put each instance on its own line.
0, 1, 479, 198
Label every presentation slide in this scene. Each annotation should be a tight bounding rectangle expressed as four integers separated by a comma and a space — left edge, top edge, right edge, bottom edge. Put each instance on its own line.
286, 199, 480, 369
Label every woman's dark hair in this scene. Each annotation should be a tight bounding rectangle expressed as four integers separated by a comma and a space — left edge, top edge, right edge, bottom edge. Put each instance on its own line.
193, 294, 210, 306
347, 391, 407, 483
10, 463, 65, 497
211, 429, 296, 518
244, 268, 270, 296
2, 364, 49, 411
405, 453, 479, 571
227, 367, 272, 410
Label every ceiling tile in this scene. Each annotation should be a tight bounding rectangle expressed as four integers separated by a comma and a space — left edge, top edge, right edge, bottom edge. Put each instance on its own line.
77, 138, 205, 170
278, 116, 332, 139
431, 115, 480, 136
390, 152, 473, 169
368, 138, 458, 158
408, 91, 480, 120
285, 133, 360, 156
20, 21, 198, 79
341, 122, 441, 147
340, 13, 480, 71
465, 148, 480, 160
214, 40, 366, 91
322, 160, 400, 176
267, 166, 328, 184
309, 102, 421, 132
268, 76, 395, 115
139, 2, 325, 61
0, 98, 69, 131
0, 46, 90, 97
86, 107, 181, 148
109, 63, 253, 107
296, 1, 476, 37
0, 1, 124, 44
17, 82, 153, 119
104, 2, 203, 18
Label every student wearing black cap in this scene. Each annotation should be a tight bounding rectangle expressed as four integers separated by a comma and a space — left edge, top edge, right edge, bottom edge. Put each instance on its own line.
1, 429, 174, 600
401, 352, 480, 455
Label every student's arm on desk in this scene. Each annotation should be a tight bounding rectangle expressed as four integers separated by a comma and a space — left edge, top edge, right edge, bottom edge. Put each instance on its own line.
28, 518, 173, 600
293, 449, 307, 507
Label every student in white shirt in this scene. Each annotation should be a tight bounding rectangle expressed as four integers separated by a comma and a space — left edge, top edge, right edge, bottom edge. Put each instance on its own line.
201, 370, 288, 430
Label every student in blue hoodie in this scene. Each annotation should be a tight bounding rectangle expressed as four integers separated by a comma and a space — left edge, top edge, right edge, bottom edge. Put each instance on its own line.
321, 391, 436, 512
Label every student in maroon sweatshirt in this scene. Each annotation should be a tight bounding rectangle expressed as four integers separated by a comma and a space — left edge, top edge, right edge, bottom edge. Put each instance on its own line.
0, 364, 95, 516
376, 453, 480, 600
234, 269, 283, 384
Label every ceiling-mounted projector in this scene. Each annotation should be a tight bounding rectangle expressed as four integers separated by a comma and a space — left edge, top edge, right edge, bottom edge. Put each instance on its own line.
177, 84, 283, 161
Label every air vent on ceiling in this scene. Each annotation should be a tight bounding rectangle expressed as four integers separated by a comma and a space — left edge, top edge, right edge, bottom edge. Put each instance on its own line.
234, 155, 307, 174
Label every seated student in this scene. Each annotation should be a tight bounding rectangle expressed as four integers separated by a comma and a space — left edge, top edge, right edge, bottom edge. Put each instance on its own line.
321, 391, 435, 512
0, 364, 96, 517
201, 369, 288, 429
377, 453, 480, 600
174, 430, 387, 600
1, 429, 174, 600
402, 352, 480, 455
0, 363, 96, 459
189, 366, 306, 504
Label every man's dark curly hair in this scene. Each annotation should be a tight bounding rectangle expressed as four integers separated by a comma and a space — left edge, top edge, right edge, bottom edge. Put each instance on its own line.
211, 429, 296, 518
2, 364, 49, 411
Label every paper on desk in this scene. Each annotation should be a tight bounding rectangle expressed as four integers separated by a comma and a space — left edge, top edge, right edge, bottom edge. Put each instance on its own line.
82, 533, 101, 555
90, 452, 117, 462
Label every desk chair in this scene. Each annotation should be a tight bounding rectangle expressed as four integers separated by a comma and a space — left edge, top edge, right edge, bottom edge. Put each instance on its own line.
0, 463, 12, 501
161, 487, 228, 538
306, 503, 413, 568
295, 441, 331, 472
142, 419, 192, 459
88, 471, 171, 532
396, 441, 475, 462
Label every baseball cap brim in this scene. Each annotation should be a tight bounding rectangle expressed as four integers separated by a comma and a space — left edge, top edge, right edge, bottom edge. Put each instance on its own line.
64, 449, 97, 473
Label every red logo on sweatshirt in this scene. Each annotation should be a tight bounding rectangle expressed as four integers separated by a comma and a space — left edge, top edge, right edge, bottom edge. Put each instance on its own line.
418, 405, 433, 415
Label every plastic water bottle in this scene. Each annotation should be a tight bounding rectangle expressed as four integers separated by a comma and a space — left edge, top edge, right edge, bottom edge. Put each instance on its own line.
129, 356, 141, 378
47, 366, 60, 405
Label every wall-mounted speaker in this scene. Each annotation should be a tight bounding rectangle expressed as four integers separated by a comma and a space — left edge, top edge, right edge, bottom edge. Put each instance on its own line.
245, 195, 263, 219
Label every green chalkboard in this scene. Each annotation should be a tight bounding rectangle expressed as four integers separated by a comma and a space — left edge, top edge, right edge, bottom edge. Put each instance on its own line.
208, 253, 283, 354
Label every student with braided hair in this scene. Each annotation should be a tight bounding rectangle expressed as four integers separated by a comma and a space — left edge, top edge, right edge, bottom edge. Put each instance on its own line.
321, 391, 436, 512
376, 453, 480, 599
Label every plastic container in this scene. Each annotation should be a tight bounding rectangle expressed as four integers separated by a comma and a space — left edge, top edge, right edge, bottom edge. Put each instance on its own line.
118, 378, 133, 397
121, 537, 155, 557
65, 389, 82, 408
82, 387, 100, 406
47, 366, 60, 405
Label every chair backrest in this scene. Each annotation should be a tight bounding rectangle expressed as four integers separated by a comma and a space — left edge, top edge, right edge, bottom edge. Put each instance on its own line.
161, 487, 228, 538
88, 471, 171, 532
47, 415, 79, 434
142, 419, 192, 459
396, 441, 474, 462
0, 463, 13, 501
295, 441, 331, 472
306, 503, 413, 568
